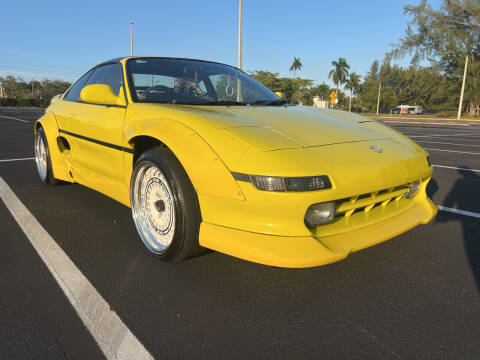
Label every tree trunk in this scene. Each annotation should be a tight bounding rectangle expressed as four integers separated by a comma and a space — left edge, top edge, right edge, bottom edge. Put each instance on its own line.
470, 100, 476, 116
349, 89, 352, 112
336, 84, 339, 108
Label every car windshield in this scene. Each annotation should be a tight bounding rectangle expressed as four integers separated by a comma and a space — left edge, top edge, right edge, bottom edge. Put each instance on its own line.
126, 58, 284, 105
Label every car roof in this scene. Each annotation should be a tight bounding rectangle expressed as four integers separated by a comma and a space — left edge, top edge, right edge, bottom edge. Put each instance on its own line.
97, 56, 238, 69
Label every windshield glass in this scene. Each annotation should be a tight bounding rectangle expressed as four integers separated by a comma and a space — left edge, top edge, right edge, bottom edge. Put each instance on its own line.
126, 58, 282, 105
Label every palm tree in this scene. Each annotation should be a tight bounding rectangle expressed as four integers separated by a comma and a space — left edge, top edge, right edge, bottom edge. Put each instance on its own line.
289, 57, 303, 80
290, 57, 303, 103
328, 58, 350, 105
345, 72, 361, 112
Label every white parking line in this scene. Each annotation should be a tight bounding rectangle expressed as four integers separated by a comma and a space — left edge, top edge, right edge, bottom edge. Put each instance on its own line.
438, 205, 480, 219
417, 140, 480, 148
0, 177, 154, 360
418, 137, 480, 143
433, 165, 480, 173
409, 133, 476, 138
424, 148, 480, 155
0, 157, 35, 163
0, 114, 30, 123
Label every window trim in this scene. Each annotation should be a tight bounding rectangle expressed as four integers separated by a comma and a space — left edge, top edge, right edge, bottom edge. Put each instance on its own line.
62, 61, 128, 107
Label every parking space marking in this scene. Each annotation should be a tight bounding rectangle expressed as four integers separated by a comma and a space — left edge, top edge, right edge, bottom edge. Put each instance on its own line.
417, 140, 480, 148
424, 148, 480, 155
0, 177, 154, 360
0, 157, 35, 163
0, 114, 30, 123
433, 164, 480, 173
438, 205, 480, 219
410, 137, 480, 143
409, 132, 475, 138
384, 120, 469, 126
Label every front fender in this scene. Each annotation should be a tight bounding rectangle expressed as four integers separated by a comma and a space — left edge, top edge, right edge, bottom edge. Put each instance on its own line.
124, 118, 245, 201
35, 112, 72, 182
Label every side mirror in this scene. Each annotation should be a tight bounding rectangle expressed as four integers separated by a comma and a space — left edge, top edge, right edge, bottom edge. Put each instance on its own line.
80, 84, 122, 106
51, 94, 62, 104
275, 91, 285, 99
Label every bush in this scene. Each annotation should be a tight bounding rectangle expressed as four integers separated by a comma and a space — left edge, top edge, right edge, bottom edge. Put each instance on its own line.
0, 98, 51, 108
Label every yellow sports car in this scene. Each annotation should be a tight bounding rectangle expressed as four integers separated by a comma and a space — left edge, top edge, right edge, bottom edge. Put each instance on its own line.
34, 56, 437, 267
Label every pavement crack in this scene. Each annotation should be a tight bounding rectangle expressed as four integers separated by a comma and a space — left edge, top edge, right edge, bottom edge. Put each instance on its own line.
354, 324, 402, 360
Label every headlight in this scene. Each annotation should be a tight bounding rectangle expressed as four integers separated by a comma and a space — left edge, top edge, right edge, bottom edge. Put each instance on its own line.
405, 180, 421, 198
305, 202, 336, 227
232, 173, 332, 192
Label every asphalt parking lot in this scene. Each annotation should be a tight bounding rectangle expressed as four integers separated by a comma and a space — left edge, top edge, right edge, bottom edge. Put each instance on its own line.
1, 107, 479, 359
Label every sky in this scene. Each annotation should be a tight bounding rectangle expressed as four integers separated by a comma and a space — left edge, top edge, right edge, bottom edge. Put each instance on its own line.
1, 0, 443, 86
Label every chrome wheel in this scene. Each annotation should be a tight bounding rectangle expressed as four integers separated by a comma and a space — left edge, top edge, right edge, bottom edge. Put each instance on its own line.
131, 161, 176, 255
35, 131, 48, 182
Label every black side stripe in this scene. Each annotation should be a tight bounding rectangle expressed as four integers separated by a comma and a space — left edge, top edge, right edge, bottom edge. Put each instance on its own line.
58, 129, 134, 154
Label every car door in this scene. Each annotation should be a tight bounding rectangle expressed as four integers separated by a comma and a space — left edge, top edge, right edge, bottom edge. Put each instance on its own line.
54, 69, 95, 176
59, 63, 128, 194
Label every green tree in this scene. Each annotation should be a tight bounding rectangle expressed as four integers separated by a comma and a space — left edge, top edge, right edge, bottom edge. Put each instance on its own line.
345, 72, 361, 112
328, 58, 350, 104
289, 57, 303, 103
289, 57, 303, 80
249, 70, 313, 104
389, 0, 480, 116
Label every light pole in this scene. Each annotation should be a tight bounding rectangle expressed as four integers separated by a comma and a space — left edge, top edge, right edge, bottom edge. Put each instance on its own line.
130, 22, 134, 56
376, 79, 382, 115
238, 0, 242, 70
457, 55, 468, 119
237, 0, 243, 101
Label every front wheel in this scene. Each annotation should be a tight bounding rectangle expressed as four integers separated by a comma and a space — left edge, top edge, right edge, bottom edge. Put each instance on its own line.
34, 127, 59, 185
130, 147, 203, 261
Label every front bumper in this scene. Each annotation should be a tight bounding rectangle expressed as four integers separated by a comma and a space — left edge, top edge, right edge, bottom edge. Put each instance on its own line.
198, 196, 437, 268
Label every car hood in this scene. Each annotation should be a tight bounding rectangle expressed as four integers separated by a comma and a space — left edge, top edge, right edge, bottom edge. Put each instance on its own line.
175, 105, 389, 149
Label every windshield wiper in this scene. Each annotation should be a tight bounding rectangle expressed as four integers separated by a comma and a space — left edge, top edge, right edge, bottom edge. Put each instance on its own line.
169, 100, 248, 106
250, 99, 287, 106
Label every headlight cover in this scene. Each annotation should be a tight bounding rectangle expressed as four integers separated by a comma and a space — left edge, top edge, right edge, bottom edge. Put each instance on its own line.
426, 156, 431, 167
232, 173, 332, 192
405, 180, 421, 198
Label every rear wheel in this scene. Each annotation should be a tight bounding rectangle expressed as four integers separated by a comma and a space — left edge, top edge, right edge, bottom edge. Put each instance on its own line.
34, 127, 58, 185
130, 147, 203, 261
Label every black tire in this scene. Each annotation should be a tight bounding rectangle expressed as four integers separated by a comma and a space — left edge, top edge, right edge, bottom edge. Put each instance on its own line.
34, 127, 59, 186
130, 146, 203, 261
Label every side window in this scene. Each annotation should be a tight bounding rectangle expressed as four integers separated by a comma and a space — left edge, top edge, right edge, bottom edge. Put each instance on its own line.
86, 64, 124, 96
63, 69, 94, 102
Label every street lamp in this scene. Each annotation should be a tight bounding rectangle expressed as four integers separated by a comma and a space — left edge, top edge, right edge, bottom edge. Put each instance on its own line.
238, 0, 242, 70
457, 55, 468, 119
130, 22, 134, 56
237, 0, 243, 102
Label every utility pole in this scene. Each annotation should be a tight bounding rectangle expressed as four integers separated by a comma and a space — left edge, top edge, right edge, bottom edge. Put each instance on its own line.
130, 22, 134, 56
457, 55, 468, 119
238, 0, 242, 70
237, 0, 243, 101
376, 79, 382, 115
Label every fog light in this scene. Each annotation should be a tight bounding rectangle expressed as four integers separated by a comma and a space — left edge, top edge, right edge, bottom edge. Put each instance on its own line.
405, 180, 421, 198
305, 202, 336, 228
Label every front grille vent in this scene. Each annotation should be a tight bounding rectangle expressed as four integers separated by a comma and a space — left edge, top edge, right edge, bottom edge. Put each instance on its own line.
335, 183, 416, 218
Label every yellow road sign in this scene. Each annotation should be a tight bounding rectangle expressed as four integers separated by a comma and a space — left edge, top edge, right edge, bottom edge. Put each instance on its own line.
329, 91, 336, 105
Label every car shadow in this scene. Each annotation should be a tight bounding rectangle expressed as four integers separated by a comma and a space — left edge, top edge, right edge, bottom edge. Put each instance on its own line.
433, 168, 480, 292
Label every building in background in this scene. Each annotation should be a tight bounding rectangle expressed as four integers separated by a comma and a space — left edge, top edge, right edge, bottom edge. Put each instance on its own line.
313, 96, 329, 108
